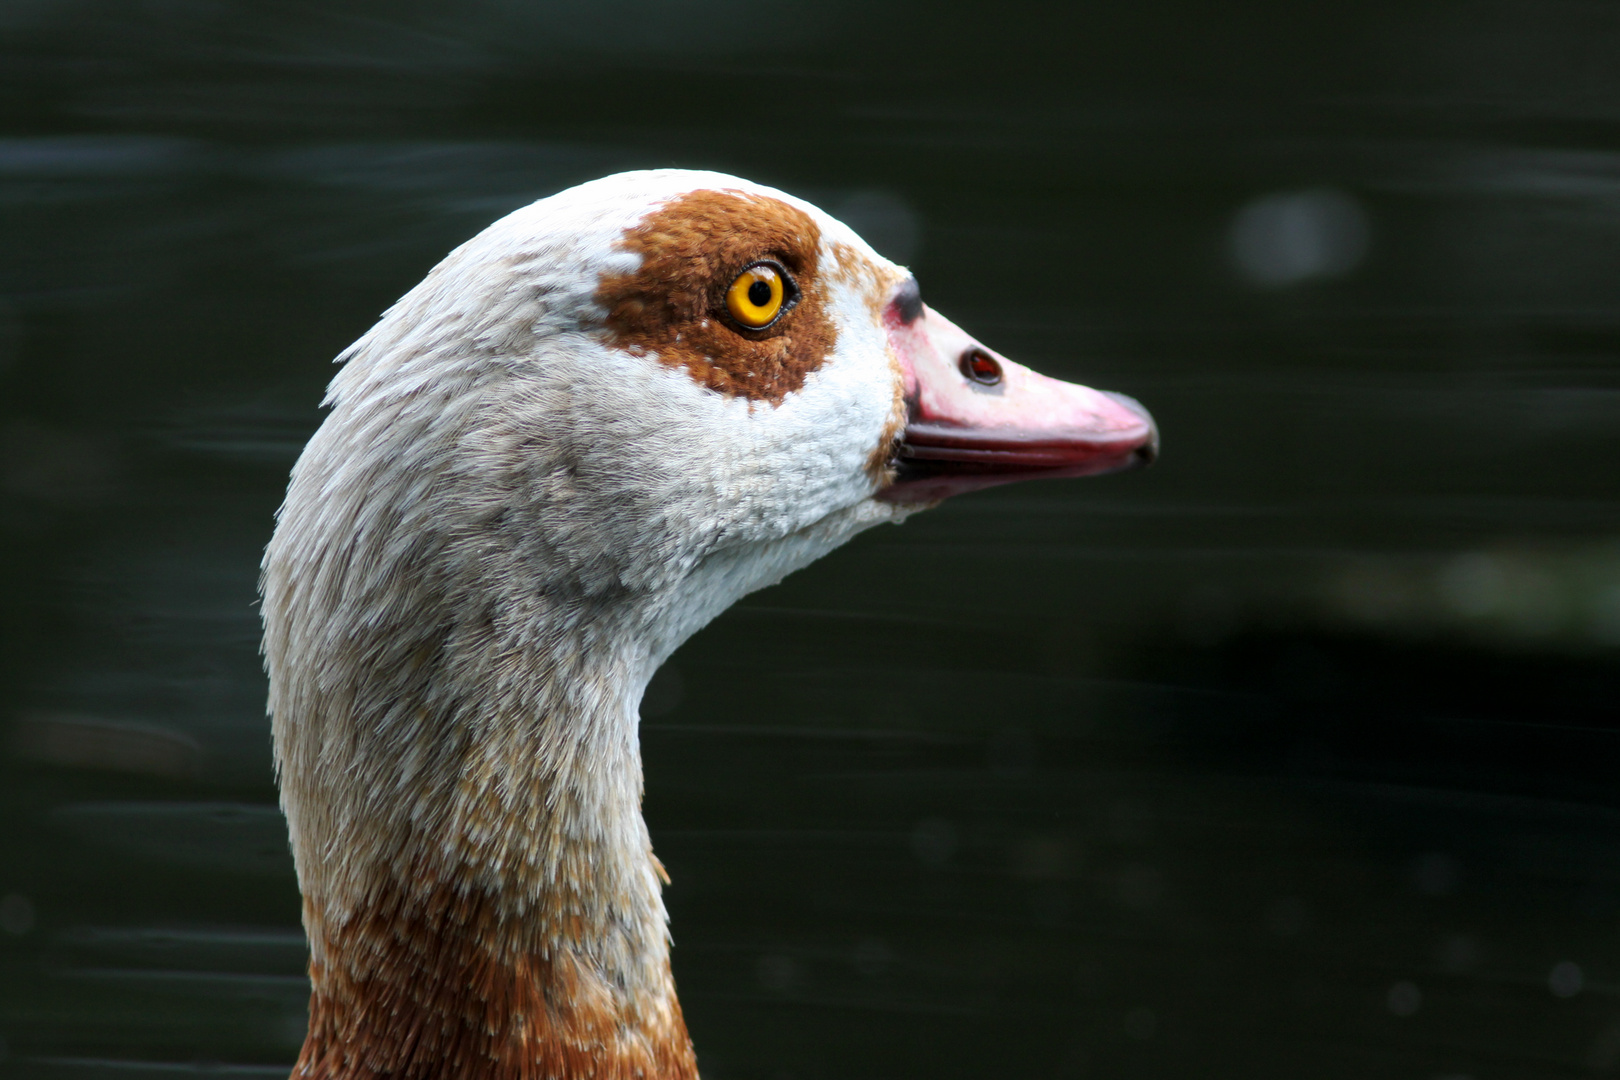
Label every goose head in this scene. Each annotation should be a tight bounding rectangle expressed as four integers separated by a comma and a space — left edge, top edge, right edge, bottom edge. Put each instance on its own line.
262, 169, 1154, 1079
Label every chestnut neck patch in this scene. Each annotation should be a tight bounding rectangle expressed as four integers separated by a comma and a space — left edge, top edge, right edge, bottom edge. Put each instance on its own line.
597, 189, 836, 406
295, 878, 698, 1080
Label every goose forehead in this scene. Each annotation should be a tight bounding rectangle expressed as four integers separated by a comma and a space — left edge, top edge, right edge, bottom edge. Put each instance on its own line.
472, 170, 870, 265
442, 169, 901, 337
604, 170, 900, 285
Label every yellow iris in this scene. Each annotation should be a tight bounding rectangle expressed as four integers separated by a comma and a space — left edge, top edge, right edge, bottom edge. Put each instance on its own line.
726, 263, 785, 328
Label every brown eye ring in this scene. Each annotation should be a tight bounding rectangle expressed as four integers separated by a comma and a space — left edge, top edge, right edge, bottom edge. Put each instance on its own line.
960, 347, 1003, 386
725, 260, 798, 330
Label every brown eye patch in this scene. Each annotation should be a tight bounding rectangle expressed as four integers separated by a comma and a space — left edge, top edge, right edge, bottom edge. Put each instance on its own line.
596, 189, 835, 407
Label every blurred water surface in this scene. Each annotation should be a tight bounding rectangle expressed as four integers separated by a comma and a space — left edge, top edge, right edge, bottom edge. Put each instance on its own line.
3, 2, 1620, 1077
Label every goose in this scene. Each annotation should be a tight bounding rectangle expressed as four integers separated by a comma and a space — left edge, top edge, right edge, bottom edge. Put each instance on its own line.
261, 169, 1156, 1079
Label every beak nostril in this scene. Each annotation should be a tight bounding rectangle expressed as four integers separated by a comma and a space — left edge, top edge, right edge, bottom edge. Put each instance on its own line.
959, 348, 1003, 386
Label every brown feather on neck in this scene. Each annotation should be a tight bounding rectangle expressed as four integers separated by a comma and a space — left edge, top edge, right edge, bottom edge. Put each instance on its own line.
296, 874, 697, 1080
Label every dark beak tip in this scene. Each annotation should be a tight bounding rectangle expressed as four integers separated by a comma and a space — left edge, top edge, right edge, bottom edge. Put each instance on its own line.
1099, 390, 1159, 468
1135, 424, 1161, 466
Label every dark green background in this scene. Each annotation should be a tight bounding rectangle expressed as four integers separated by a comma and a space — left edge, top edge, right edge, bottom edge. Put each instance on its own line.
3, 1, 1619, 1077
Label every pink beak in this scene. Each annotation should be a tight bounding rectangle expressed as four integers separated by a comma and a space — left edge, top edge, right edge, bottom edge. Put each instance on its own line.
880, 299, 1158, 502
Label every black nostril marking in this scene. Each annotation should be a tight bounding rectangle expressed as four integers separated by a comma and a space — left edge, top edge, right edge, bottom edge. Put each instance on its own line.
893, 278, 923, 324
959, 347, 1002, 386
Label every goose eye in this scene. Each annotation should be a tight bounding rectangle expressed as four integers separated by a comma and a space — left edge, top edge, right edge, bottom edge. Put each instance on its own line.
726, 263, 788, 329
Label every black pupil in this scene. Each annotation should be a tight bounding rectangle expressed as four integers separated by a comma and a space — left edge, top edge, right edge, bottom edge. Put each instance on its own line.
747, 279, 773, 308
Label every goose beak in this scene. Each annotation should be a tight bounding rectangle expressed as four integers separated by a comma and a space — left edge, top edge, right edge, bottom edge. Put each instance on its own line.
880, 301, 1158, 502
